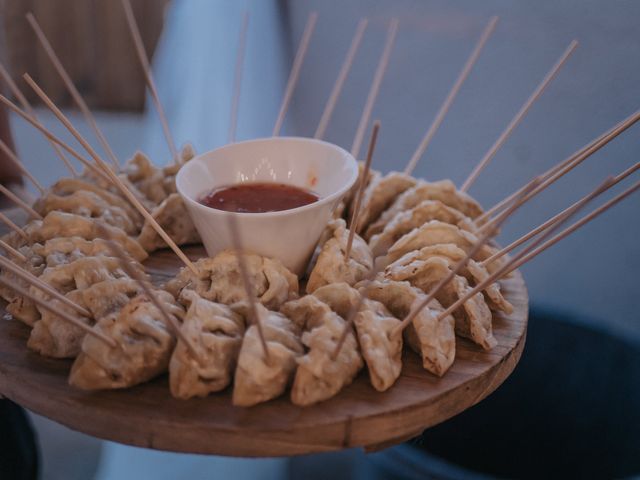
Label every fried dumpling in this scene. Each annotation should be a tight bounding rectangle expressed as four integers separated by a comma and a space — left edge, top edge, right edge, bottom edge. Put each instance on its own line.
281, 295, 363, 406
29, 212, 147, 262
49, 177, 143, 228
365, 179, 484, 239
368, 200, 476, 256
385, 255, 496, 350
69, 292, 184, 390
27, 290, 89, 358
232, 303, 303, 406
361, 279, 456, 376
382, 220, 500, 272
137, 193, 200, 252
31, 237, 115, 267
353, 172, 417, 233
123, 151, 167, 204
311, 283, 402, 391
169, 290, 245, 399
388, 244, 513, 314
307, 219, 373, 293
165, 251, 298, 310
33, 190, 137, 234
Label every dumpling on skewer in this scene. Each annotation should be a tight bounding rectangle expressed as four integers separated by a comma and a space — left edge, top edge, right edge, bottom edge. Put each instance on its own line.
137, 193, 200, 252
122, 151, 167, 204
334, 163, 382, 220
28, 211, 147, 261
281, 294, 363, 406
361, 279, 456, 376
27, 278, 143, 359
69, 291, 185, 390
313, 283, 402, 392
169, 290, 245, 399
31, 237, 115, 267
352, 172, 417, 234
306, 219, 373, 293
165, 250, 298, 311
6, 255, 145, 326
368, 199, 476, 256
387, 244, 513, 314
47, 177, 143, 228
365, 179, 485, 240
232, 303, 303, 406
385, 255, 496, 350
33, 190, 137, 234
381, 220, 503, 273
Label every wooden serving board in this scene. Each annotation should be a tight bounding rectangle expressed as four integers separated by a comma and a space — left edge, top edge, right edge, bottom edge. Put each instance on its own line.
0, 245, 528, 457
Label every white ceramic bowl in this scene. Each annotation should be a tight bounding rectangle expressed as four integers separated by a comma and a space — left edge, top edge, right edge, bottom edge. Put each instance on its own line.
176, 136, 358, 274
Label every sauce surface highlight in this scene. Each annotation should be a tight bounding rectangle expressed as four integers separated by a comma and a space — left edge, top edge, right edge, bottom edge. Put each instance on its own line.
199, 182, 319, 213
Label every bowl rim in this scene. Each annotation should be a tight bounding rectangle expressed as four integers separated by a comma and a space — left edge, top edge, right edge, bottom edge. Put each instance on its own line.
176, 136, 359, 218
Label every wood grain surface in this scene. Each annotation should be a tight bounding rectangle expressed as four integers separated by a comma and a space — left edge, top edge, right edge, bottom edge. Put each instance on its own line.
0, 244, 528, 457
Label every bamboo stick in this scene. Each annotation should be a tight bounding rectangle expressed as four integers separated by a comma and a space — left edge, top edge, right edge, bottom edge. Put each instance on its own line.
27, 13, 121, 169
273, 12, 318, 136
228, 11, 249, 144
404, 16, 498, 176
460, 39, 577, 192
0, 184, 41, 219
120, 0, 179, 164
314, 18, 368, 140
0, 139, 44, 193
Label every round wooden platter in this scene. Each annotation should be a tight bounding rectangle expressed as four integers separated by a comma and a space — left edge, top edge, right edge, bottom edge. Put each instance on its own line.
0, 245, 528, 457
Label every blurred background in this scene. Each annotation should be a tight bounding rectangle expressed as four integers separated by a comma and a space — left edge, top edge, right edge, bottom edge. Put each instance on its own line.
1, 0, 639, 479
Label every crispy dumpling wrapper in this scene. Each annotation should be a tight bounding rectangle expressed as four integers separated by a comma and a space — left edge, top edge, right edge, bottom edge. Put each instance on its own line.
368, 199, 476, 256
165, 251, 298, 310
307, 219, 373, 293
69, 292, 184, 390
31, 237, 115, 268
385, 256, 496, 350
281, 295, 363, 406
353, 172, 417, 234
33, 190, 137, 234
137, 194, 201, 252
361, 279, 456, 376
366, 179, 484, 239
29, 212, 147, 262
49, 177, 143, 227
232, 303, 303, 406
169, 290, 245, 399
387, 244, 513, 314
381, 220, 503, 273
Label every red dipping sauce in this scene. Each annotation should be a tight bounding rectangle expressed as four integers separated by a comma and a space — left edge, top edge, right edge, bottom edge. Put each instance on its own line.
199, 182, 319, 213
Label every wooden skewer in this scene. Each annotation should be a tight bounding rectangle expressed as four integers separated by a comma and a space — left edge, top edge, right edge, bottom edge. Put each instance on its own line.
475, 108, 640, 225
0, 239, 27, 262
436, 177, 633, 323
0, 211, 28, 239
460, 39, 578, 192
0, 276, 116, 347
392, 175, 542, 336
272, 12, 318, 137
226, 215, 271, 364
24, 74, 199, 275
228, 11, 250, 144
350, 18, 398, 159
120, 0, 179, 164
404, 16, 498, 176
0, 93, 110, 182
0, 139, 44, 193
346, 120, 380, 258
0, 184, 41, 219
314, 18, 368, 140
0, 255, 92, 317
0, 62, 78, 176
97, 224, 203, 363
27, 13, 120, 169
482, 161, 640, 266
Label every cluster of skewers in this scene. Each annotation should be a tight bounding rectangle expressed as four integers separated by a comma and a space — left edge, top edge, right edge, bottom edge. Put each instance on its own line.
0, 7, 638, 411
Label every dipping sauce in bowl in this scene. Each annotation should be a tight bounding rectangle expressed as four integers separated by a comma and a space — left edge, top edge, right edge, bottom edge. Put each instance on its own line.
199, 182, 319, 213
